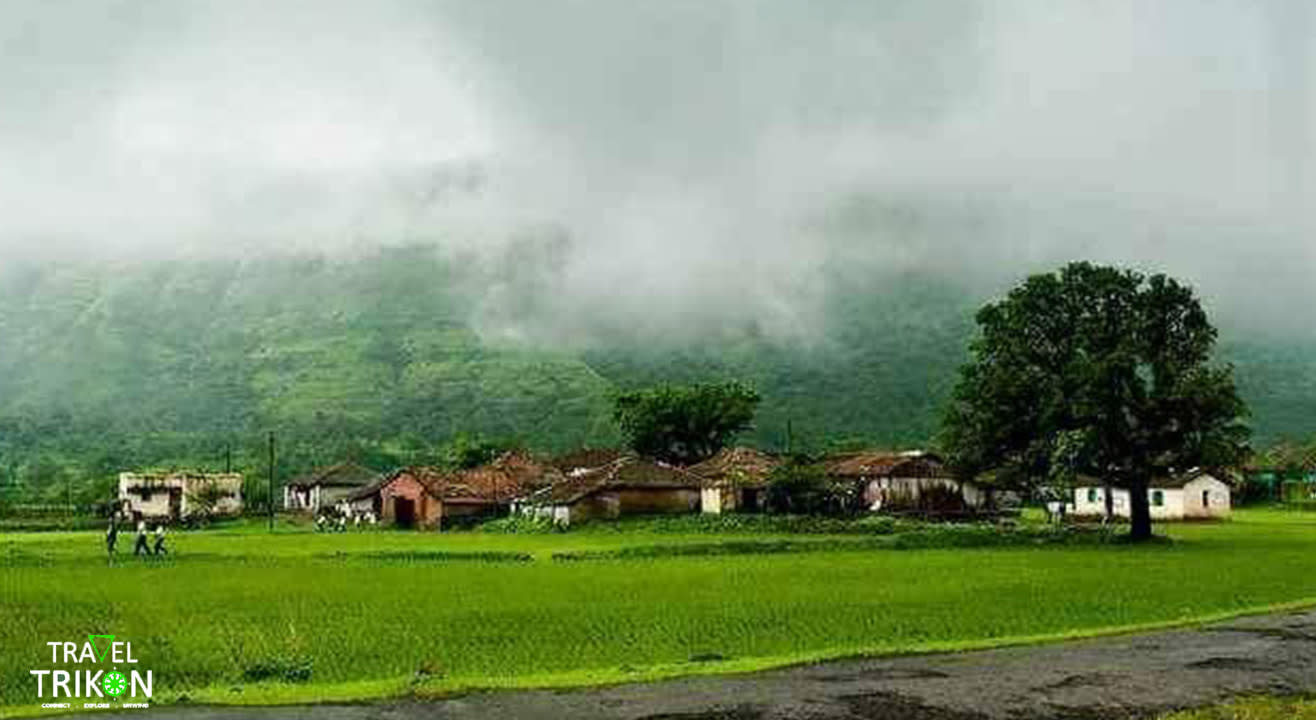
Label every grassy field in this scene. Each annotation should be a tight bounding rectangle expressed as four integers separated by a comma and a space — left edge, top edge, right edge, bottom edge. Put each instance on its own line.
1163, 696, 1316, 719
4, 510, 1316, 716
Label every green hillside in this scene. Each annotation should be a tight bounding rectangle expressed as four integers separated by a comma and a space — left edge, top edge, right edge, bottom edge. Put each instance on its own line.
0, 246, 1310, 504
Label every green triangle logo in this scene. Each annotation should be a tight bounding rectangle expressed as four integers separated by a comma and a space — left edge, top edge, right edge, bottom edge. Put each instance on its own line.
88, 634, 115, 662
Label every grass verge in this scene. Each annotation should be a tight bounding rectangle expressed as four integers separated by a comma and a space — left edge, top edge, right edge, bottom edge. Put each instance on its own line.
7, 596, 1310, 719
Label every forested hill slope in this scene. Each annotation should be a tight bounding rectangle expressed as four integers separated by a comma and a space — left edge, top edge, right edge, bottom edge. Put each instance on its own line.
0, 246, 1309, 501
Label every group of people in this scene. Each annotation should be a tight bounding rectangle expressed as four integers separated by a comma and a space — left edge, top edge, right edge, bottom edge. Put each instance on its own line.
105, 518, 167, 557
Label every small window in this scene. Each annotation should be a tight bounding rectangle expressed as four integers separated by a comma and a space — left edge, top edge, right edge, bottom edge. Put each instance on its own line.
1202, 490, 1210, 507
1152, 490, 1164, 507
1087, 488, 1098, 503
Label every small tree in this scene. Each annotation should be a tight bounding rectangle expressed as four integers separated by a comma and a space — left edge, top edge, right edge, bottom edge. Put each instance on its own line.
612, 382, 761, 465
187, 480, 232, 526
439, 432, 514, 471
941, 262, 1250, 541
766, 458, 847, 515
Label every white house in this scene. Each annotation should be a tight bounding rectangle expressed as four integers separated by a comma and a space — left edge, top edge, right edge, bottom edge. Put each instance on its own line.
118, 472, 244, 521
284, 463, 379, 513
1069, 470, 1231, 520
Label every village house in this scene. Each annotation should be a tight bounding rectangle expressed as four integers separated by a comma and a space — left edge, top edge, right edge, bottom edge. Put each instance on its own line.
283, 462, 379, 513
349, 452, 552, 529
441, 451, 558, 525
691, 446, 781, 514
117, 472, 243, 521
1069, 470, 1231, 520
515, 455, 702, 526
361, 467, 445, 529
823, 450, 984, 510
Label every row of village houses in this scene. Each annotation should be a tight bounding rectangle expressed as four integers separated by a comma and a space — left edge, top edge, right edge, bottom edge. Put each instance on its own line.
117, 447, 1234, 527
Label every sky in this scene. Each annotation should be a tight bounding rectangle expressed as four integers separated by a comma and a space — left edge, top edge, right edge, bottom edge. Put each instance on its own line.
1, 0, 1312, 342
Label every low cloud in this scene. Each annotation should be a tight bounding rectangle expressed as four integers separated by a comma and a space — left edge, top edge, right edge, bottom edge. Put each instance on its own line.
1, 1, 1311, 342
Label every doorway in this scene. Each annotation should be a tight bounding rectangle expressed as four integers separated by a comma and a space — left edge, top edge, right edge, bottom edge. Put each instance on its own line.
394, 497, 416, 528
742, 488, 761, 512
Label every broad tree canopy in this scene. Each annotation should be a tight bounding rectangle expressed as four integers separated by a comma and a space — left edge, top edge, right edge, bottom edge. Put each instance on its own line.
941, 262, 1249, 539
612, 381, 760, 465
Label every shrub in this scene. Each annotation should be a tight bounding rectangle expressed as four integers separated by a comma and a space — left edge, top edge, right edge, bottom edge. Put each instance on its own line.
550, 524, 1116, 560
477, 514, 564, 534
500, 513, 905, 536
765, 460, 857, 515
890, 524, 1118, 550
242, 655, 313, 683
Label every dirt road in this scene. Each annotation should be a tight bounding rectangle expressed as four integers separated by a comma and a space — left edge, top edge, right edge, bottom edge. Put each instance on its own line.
65, 609, 1316, 719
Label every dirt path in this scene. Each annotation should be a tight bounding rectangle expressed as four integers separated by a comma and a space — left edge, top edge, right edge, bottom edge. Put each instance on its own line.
70, 609, 1316, 720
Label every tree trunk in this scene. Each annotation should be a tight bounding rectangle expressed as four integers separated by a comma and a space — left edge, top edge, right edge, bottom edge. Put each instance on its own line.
1127, 476, 1153, 541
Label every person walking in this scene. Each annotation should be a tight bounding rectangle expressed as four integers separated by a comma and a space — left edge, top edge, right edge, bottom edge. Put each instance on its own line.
105, 518, 119, 557
133, 520, 149, 556
152, 525, 167, 555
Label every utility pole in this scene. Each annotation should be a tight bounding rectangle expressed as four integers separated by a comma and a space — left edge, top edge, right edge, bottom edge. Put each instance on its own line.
267, 432, 275, 532
785, 419, 794, 456
224, 443, 232, 474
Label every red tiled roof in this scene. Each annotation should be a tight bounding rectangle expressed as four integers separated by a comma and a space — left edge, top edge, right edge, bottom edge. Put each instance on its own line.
531, 456, 702, 505
442, 452, 558, 504
352, 453, 561, 506
687, 447, 781, 488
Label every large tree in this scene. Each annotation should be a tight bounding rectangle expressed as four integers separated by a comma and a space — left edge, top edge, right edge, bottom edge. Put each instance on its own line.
612, 381, 760, 465
941, 262, 1249, 540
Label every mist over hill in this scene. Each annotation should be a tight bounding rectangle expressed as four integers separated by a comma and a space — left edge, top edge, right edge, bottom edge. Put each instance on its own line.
0, 246, 1311, 503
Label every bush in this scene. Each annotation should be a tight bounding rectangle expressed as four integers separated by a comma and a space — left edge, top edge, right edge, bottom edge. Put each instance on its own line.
890, 524, 1118, 550
0, 514, 106, 532
242, 655, 313, 683
1284, 481, 1316, 503
1235, 476, 1280, 505
486, 513, 906, 536
550, 524, 1116, 561
765, 460, 859, 515
477, 514, 564, 534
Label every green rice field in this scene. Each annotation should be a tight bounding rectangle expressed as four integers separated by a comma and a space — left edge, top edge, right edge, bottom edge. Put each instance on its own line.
4, 510, 1316, 715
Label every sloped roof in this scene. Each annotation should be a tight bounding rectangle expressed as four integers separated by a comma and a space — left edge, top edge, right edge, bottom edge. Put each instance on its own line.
549, 448, 628, 474
442, 451, 559, 505
1151, 469, 1224, 489
350, 454, 557, 506
687, 447, 781, 488
824, 451, 948, 479
1072, 469, 1226, 489
287, 462, 379, 489
530, 456, 702, 505
346, 466, 443, 502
